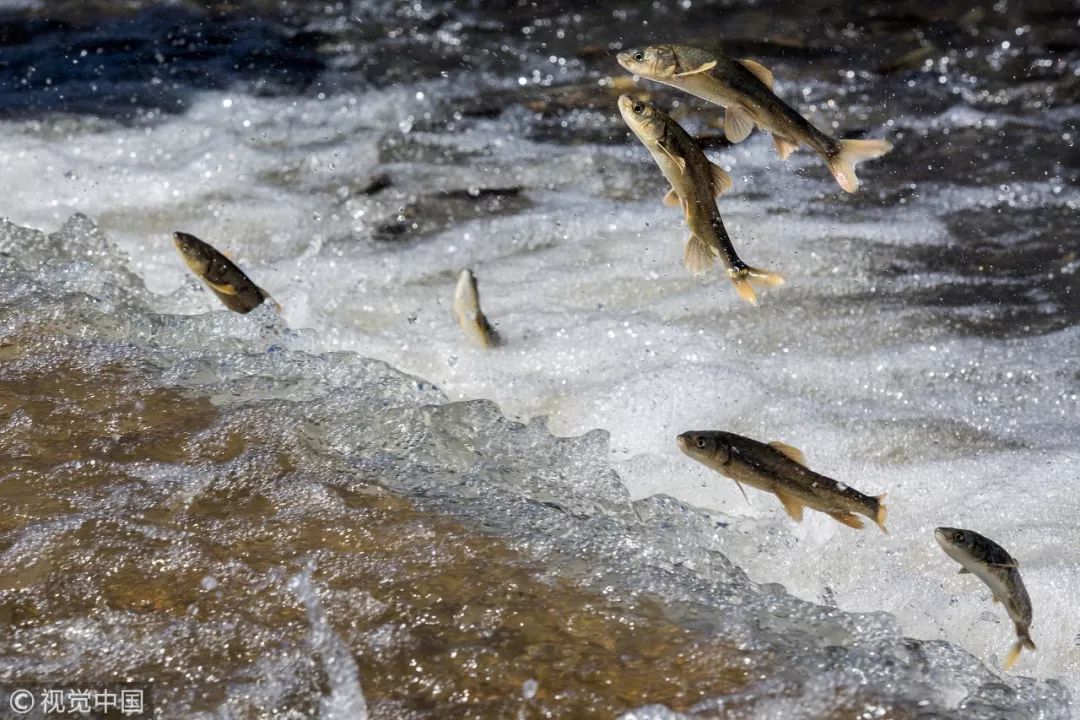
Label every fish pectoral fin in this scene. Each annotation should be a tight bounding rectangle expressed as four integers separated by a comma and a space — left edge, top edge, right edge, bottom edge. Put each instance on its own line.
826, 511, 865, 530
773, 490, 804, 522
709, 162, 733, 196
767, 441, 807, 466
674, 60, 717, 77
206, 280, 239, 295
683, 234, 717, 274
657, 139, 687, 173
724, 106, 756, 143
733, 480, 750, 503
958, 567, 972, 574
662, 188, 681, 207
738, 58, 774, 89
989, 561, 1019, 569
772, 134, 800, 160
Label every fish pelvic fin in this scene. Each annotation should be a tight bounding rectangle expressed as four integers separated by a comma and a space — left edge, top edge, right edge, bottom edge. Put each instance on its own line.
683, 234, 718, 275
1004, 630, 1036, 670
772, 134, 800, 160
827, 138, 894, 193
767, 441, 806, 466
874, 493, 888, 534
724, 106, 755, 143
663, 188, 681, 207
738, 59, 774, 89
729, 265, 784, 306
674, 60, 717, 77
774, 489, 804, 522
827, 511, 865, 530
958, 567, 972, 574
710, 162, 734, 196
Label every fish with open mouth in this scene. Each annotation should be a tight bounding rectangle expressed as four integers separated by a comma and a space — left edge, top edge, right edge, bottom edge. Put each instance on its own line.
453, 269, 500, 348
935, 526, 1036, 670
617, 44, 893, 193
677, 430, 888, 532
618, 95, 782, 305
173, 231, 277, 314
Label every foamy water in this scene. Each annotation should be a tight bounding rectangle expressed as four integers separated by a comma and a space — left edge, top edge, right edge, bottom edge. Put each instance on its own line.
0, 1, 1076, 717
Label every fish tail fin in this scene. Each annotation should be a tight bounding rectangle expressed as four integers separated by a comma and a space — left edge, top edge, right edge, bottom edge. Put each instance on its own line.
874, 493, 888, 534
827, 138, 893, 193
1004, 629, 1035, 670
728, 265, 784, 306
683, 234, 717, 275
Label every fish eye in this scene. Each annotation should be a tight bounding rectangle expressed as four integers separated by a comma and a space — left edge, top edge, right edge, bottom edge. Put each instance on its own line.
953, 531, 964, 542
634, 52, 644, 62
696, 437, 706, 448
632, 102, 645, 114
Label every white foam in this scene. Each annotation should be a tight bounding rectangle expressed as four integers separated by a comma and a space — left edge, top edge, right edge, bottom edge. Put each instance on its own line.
0, 71, 1076, 714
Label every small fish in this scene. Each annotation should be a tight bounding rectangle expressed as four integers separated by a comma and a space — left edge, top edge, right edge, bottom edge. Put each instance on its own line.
454, 269, 499, 348
617, 45, 893, 193
935, 527, 1035, 670
618, 95, 782, 305
173, 231, 275, 314
677, 430, 887, 532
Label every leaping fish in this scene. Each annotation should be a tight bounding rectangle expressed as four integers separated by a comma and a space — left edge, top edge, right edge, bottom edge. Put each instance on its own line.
454, 269, 499, 348
617, 44, 893, 193
173, 231, 277, 314
618, 95, 782, 305
935, 527, 1036, 670
677, 430, 888, 532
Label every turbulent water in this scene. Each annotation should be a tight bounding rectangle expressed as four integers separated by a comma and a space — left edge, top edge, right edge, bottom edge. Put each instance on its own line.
0, 1, 1077, 717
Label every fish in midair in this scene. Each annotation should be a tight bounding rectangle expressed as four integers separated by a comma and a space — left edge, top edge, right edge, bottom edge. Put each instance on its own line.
617, 44, 893, 193
454, 269, 499, 348
173, 231, 276, 314
677, 430, 887, 532
935, 527, 1035, 670
618, 95, 782, 305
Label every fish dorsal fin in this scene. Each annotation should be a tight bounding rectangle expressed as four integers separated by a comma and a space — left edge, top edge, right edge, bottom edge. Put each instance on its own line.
738, 59, 774, 89
724, 106, 755, 143
656, 138, 687, 173
773, 489, 804, 522
206, 280, 239, 295
663, 188, 680, 207
768, 441, 806, 466
827, 511, 865, 530
772, 134, 799, 160
674, 60, 717, 77
709, 162, 733, 196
